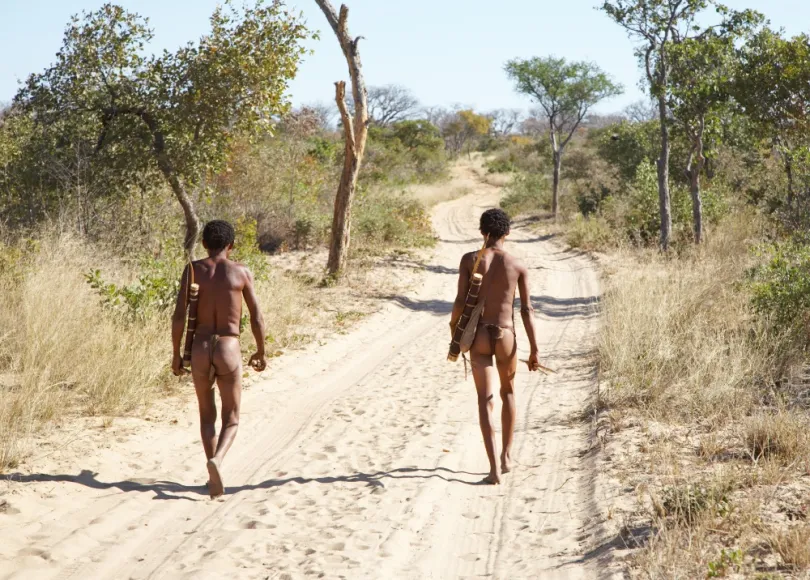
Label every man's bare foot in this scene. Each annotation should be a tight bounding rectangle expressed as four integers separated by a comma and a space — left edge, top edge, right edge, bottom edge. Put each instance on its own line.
501, 453, 512, 474
482, 472, 501, 485
206, 458, 224, 499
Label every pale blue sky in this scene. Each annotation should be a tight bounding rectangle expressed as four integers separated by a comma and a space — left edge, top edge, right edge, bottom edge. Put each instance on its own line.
1, 0, 808, 114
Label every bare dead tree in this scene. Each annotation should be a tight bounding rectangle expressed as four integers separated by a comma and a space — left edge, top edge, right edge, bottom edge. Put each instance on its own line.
365, 85, 419, 126
623, 99, 658, 123
487, 109, 524, 137
303, 101, 340, 130
315, 0, 369, 277
520, 110, 547, 137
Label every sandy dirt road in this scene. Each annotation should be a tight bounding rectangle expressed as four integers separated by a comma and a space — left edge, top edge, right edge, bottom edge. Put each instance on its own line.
1, 165, 612, 579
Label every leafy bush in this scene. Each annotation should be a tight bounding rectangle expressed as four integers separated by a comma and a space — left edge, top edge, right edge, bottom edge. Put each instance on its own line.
565, 215, 617, 251
500, 173, 551, 216
86, 218, 269, 321
749, 240, 810, 331
354, 190, 434, 250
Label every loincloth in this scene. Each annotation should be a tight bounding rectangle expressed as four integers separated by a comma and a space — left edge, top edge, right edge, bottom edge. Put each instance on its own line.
478, 322, 515, 356
195, 333, 240, 384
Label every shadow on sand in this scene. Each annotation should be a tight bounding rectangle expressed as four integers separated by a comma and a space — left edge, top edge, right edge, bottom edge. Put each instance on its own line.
3, 466, 490, 501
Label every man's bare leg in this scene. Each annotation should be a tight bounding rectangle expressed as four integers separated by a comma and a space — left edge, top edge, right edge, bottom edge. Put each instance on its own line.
471, 345, 500, 485
191, 340, 218, 461
495, 333, 518, 474
206, 337, 242, 498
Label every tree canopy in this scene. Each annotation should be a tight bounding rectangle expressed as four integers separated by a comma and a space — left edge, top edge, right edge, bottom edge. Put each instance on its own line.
505, 56, 622, 216
15, 1, 311, 255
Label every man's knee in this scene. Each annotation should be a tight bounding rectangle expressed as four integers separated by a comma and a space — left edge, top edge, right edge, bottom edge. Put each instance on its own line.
221, 408, 240, 428
500, 385, 514, 399
477, 392, 495, 411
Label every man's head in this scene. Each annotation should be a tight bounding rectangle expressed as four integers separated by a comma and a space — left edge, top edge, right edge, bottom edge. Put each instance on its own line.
480, 208, 511, 241
202, 220, 235, 255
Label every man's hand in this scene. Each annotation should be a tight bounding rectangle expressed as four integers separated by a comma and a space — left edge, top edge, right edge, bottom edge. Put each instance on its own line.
172, 354, 189, 377
526, 351, 541, 372
249, 352, 267, 372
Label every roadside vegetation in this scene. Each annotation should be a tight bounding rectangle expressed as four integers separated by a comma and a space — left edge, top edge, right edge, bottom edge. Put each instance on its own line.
487, 2, 810, 576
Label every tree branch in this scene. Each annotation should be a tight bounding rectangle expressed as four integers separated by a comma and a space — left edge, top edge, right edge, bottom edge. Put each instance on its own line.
335, 81, 355, 154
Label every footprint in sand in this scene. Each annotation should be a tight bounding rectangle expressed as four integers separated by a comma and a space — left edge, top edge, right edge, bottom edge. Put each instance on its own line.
462, 513, 480, 520
311, 452, 328, 461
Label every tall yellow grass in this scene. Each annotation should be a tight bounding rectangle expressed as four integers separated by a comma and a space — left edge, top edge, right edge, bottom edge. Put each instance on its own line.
599, 214, 782, 423
598, 214, 810, 576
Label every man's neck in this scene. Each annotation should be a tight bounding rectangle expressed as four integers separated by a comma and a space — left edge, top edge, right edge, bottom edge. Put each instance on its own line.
486, 238, 505, 250
207, 251, 229, 262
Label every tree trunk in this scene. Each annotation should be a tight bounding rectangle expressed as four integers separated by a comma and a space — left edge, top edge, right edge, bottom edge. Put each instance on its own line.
328, 81, 362, 275
686, 123, 706, 245
785, 151, 795, 207
656, 94, 672, 251
140, 111, 201, 258
316, 1, 369, 278
552, 149, 561, 218
686, 146, 705, 245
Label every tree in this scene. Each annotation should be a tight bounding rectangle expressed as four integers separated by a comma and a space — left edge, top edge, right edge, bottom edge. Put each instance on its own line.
735, 29, 810, 207
487, 109, 524, 137
442, 109, 491, 156
365, 85, 419, 127
314, 0, 369, 278
17, 2, 310, 257
505, 56, 622, 218
668, 27, 758, 243
624, 99, 658, 122
601, 0, 757, 249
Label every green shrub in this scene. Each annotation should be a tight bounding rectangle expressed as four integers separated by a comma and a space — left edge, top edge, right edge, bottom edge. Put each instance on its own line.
565, 215, 617, 251
86, 218, 269, 320
750, 240, 810, 331
500, 173, 551, 216
354, 191, 434, 250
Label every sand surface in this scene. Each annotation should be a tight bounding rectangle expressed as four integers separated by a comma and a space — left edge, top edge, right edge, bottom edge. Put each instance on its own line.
0, 163, 616, 579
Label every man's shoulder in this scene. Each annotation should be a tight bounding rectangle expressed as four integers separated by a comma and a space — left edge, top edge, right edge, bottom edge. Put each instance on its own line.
502, 251, 526, 272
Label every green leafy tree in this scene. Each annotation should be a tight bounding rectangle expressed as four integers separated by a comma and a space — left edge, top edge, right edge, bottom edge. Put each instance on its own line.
601, 0, 757, 249
668, 20, 761, 243
504, 56, 622, 218
443, 109, 491, 157
735, 29, 810, 207
16, 2, 310, 257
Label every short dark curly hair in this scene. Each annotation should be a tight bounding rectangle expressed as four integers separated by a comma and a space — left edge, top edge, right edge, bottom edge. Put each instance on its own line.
202, 220, 235, 253
480, 208, 511, 239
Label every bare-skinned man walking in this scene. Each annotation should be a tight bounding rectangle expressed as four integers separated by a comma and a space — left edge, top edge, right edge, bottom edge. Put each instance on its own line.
172, 220, 267, 498
450, 209, 541, 484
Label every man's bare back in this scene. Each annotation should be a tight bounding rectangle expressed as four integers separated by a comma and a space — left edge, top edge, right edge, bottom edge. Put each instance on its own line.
171, 220, 266, 498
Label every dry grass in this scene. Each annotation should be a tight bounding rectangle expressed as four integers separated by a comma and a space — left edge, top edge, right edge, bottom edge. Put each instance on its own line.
599, 215, 778, 423
743, 412, 810, 464
768, 525, 810, 570
0, 238, 169, 470
596, 214, 810, 578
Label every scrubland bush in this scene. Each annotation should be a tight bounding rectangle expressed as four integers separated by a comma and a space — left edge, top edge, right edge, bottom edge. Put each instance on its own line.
564, 215, 618, 251
599, 215, 777, 423
500, 173, 552, 216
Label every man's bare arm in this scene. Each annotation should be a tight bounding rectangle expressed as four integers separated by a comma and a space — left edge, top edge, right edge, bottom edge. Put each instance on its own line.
450, 254, 472, 332
242, 268, 267, 371
171, 264, 190, 375
517, 262, 541, 365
